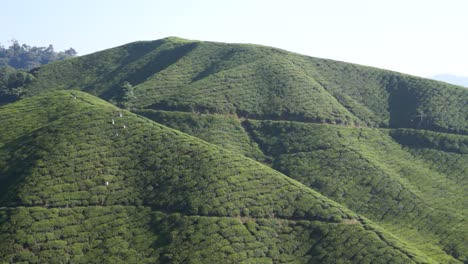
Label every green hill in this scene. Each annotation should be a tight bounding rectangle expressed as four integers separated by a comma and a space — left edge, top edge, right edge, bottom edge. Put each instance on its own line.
133, 111, 468, 263
0, 37, 467, 263
15, 37, 468, 134
0, 91, 433, 263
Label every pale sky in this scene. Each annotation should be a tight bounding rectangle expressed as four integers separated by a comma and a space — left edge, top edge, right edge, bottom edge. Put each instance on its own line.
2, 0, 467, 77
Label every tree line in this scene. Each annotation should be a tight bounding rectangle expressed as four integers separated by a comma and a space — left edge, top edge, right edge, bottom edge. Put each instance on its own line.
0, 40, 77, 105
0, 40, 77, 70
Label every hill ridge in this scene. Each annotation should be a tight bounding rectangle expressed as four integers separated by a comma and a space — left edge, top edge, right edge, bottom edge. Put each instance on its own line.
11, 36, 466, 135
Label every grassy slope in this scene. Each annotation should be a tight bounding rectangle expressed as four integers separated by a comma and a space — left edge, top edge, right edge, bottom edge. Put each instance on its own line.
139, 110, 467, 263
0, 91, 432, 263
22, 37, 468, 133
134, 109, 266, 161
245, 120, 467, 263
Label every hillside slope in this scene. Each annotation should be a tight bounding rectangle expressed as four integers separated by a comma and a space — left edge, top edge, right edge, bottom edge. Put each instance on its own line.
134, 111, 467, 263
19, 37, 468, 134
0, 91, 434, 263
245, 120, 467, 261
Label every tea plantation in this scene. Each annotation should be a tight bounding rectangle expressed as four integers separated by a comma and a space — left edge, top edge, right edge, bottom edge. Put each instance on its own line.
15, 37, 467, 133
0, 91, 437, 263
0, 37, 467, 263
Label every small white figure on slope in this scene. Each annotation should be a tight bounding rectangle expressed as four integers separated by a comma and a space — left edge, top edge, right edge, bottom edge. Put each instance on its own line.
123, 125, 126, 129
112, 119, 115, 125
105, 181, 109, 186
119, 112, 123, 117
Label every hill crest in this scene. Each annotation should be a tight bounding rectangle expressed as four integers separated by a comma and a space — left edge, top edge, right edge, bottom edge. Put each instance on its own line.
9, 36, 465, 135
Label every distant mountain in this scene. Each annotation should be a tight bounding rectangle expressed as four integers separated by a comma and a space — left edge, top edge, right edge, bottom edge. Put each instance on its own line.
0, 37, 467, 263
430, 74, 468, 87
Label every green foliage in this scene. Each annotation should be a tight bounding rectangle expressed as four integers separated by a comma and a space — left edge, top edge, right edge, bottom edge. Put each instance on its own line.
0, 66, 34, 105
0, 206, 159, 263
245, 120, 467, 263
0, 206, 424, 263
152, 213, 421, 264
0, 92, 355, 222
390, 128, 468, 154
135, 109, 266, 161
0, 91, 435, 263
113, 81, 135, 109
13, 37, 467, 133
0, 40, 76, 70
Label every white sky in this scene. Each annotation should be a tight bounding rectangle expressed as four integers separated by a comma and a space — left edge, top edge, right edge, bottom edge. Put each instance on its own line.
2, 0, 467, 77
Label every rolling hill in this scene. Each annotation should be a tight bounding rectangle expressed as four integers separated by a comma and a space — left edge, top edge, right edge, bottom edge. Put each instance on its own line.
0, 91, 432, 263
18, 37, 468, 134
0, 37, 467, 263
